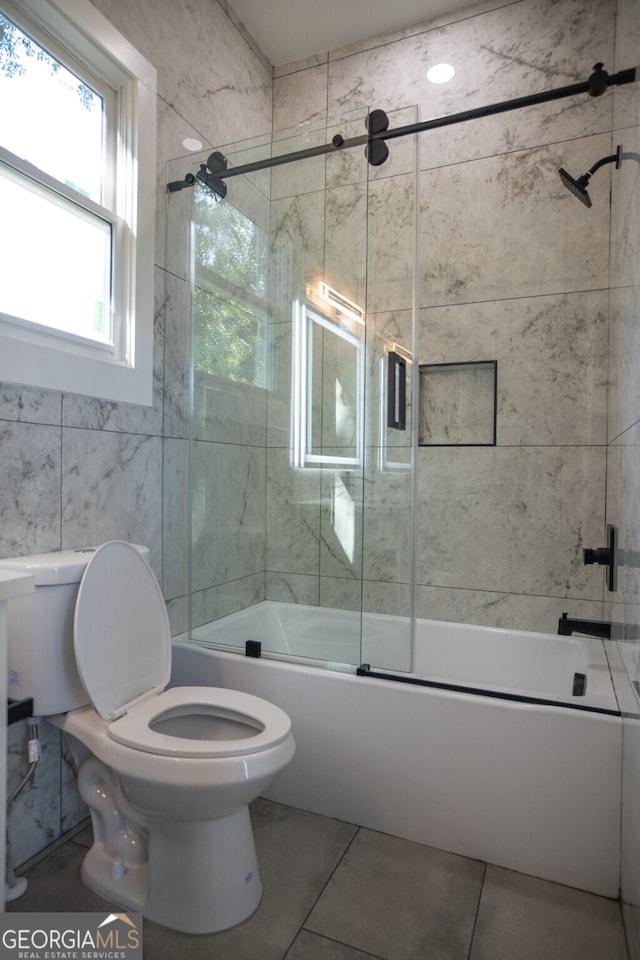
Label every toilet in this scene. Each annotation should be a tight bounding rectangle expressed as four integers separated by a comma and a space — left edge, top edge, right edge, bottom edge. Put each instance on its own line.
0, 541, 295, 934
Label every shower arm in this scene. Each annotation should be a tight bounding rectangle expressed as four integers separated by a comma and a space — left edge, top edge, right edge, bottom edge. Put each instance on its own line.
578, 145, 623, 187
168, 63, 636, 193
581, 146, 640, 181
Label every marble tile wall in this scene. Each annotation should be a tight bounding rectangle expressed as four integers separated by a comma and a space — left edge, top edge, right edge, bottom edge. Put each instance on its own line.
271, 0, 618, 634
604, 0, 640, 953
1, 0, 272, 866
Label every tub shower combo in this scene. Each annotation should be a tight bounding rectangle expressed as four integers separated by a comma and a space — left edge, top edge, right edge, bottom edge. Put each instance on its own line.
166, 63, 637, 898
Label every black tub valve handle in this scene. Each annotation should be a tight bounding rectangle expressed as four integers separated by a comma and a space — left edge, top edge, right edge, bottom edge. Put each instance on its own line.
584, 545, 611, 565
583, 524, 617, 592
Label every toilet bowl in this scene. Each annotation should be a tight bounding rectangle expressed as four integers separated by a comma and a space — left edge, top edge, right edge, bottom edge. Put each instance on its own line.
0, 541, 295, 933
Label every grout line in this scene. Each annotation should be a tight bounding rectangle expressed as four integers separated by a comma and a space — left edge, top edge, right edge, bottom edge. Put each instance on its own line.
620, 899, 632, 960
293, 929, 389, 960
281, 824, 361, 959
466, 861, 488, 960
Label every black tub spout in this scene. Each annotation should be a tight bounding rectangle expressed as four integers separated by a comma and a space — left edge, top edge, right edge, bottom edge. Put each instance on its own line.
558, 612, 611, 639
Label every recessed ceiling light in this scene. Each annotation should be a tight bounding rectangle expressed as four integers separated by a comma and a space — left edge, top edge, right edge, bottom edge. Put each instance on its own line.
427, 63, 455, 84
182, 137, 203, 151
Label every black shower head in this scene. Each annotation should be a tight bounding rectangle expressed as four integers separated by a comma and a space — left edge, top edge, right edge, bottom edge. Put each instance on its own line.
558, 167, 592, 207
558, 145, 622, 209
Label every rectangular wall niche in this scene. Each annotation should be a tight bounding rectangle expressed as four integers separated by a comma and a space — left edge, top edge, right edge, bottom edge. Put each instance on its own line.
419, 360, 497, 446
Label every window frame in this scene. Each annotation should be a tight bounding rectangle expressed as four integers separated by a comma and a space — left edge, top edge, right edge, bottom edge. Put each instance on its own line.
0, 0, 157, 406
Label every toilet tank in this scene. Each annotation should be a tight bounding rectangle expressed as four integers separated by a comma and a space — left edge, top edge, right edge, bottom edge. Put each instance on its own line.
0, 544, 150, 716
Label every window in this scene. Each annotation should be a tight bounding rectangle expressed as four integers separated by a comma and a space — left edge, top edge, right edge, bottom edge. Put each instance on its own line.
0, 0, 156, 405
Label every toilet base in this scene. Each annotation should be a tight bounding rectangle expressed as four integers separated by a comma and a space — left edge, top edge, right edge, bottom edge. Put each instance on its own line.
82, 805, 263, 934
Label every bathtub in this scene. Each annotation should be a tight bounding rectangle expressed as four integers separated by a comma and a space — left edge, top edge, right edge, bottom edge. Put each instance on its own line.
172, 602, 623, 897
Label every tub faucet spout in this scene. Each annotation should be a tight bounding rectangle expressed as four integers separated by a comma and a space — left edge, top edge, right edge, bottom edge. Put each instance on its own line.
558, 612, 611, 639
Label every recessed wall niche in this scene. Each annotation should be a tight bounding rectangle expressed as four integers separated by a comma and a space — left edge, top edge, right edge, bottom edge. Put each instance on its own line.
418, 360, 497, 446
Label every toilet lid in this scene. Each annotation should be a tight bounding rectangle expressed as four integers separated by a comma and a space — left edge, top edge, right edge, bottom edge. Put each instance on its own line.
74, 541, 171, 721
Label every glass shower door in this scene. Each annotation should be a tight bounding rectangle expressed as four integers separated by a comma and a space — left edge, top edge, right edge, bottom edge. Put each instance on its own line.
360, 106, 418, 675
166, 106, 417, 672
267, 111, 369, 666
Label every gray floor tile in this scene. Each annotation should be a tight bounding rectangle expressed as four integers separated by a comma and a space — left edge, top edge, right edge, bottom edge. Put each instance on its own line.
6, 840, 118, 914
623, 902, 640, 960
142, 799, 358, 960
11, 799, 357, 960
71, 823, 94, 847
469, 865, 628, 960
287, 929, 382, 960
7, 801, 629, 960
306, 828, 485, 960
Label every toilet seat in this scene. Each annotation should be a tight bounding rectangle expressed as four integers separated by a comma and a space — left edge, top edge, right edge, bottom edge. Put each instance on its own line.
74, 541, 291, 759
108, 686, 292, 757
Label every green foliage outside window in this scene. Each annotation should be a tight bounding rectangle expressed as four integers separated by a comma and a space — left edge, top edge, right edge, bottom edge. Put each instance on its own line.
0, 13, 94, 108
192, 183, 269, 386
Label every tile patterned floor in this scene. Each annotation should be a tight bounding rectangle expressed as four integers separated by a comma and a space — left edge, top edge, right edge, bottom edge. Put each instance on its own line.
7, 798, 629, 960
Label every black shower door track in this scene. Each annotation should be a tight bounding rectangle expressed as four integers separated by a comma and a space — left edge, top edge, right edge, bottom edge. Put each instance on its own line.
199, 64, 636, 183
355, 664, 621, 716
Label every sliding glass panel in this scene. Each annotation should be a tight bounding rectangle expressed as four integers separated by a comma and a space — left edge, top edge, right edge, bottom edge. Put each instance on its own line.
167, 109, 385, 670
360, 106, 418, 674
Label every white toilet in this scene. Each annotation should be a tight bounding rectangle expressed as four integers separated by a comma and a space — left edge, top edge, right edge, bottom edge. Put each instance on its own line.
0, 541, 295, 934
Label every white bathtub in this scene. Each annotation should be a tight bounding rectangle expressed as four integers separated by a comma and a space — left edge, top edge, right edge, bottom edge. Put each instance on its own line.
173, 602, 623, 897
190, 601, 617, 708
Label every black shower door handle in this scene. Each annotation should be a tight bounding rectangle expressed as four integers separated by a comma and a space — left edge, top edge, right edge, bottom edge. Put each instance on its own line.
387, 351, 406, 430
